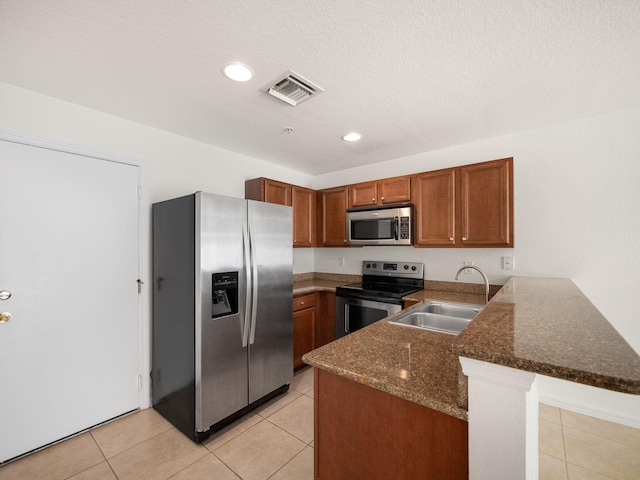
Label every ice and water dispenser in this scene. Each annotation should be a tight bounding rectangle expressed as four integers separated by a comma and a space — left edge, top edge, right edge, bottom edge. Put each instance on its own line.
211, 272, 239, 318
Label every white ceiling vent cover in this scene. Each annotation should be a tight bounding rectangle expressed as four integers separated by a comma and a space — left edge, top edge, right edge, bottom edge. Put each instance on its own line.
261, 70, 324, 106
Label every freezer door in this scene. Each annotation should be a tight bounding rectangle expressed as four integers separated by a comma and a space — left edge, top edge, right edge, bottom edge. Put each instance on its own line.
247, 200, 294, 403
196, 193, 249, 432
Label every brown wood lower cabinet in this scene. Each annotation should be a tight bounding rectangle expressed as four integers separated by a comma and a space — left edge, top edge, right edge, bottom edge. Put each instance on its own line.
293, 293, 315, 370
314, 368, 468, 480
294, 291, 337, 370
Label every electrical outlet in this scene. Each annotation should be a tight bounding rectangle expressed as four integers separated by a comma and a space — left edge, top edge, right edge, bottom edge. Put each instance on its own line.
464, 261, 474, 274
502, 256, 514, 270
338, 257, 345, 267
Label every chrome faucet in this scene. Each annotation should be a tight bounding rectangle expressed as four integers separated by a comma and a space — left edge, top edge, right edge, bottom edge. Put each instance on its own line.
455, 265, 490, 304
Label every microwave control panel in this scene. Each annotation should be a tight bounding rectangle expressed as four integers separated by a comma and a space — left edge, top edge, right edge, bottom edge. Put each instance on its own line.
399, 216, 410, 240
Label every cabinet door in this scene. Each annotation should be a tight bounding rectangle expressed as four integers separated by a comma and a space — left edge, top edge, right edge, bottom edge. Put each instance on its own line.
264, 178, 291, 206
412, 169, 456, 246
379, 176, 411, 204
292, 186, 315, 247
459, 158, 513, 247
318, 187, 348, 247
293, 308, 315, 369
349, 181, 378, 207
314, 291, 336, 349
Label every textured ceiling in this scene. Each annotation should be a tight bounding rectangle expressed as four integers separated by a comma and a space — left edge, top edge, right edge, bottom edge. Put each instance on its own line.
1, 0, 639, 175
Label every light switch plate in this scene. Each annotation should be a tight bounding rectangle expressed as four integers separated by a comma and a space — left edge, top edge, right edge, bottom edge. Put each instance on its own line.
502, 256, 514, 270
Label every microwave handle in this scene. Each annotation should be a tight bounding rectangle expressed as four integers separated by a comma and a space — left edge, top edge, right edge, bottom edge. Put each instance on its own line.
394, 216, 399, 241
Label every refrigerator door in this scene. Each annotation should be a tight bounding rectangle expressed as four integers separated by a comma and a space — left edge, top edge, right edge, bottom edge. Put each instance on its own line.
247, 200, 294, 403
196, 193, 249, 431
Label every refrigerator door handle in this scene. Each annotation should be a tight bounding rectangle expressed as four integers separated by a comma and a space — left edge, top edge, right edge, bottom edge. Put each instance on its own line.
242, 225, 252, 347
248, 223, 259, 345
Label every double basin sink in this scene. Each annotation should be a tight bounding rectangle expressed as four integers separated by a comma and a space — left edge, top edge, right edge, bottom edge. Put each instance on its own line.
389, 300, 483, 335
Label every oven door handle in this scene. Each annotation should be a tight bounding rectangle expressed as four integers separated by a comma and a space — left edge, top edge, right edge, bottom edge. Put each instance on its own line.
344, 303, 350, 333
394, 216, 399, 241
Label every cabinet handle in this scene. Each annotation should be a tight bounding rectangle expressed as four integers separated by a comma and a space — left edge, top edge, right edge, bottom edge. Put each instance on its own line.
462, 237, 467, 241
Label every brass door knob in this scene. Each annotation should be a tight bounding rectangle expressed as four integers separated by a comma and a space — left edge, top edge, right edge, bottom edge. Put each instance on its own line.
0, 312, 12, 323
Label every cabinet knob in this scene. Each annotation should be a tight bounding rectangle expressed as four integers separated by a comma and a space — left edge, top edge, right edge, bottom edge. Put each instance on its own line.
449, 237, 454, 241
372, 198, 376, 203
462, 237, 467, 241
300, 301, 304, 305
381, 196, 385, 201
344, 239, 347, 243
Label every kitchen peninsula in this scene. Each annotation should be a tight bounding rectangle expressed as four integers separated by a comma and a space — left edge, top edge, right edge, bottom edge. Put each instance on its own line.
303, 276, 640, 479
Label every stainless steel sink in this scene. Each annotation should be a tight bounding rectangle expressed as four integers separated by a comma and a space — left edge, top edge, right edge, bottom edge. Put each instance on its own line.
389, 301, 483, 335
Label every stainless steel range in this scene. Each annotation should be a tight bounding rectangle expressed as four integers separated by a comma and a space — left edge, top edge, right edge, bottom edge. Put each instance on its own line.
335, 261, 424, 339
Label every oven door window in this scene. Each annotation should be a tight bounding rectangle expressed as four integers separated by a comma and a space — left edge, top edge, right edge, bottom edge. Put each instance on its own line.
345, 303, 390, 333
351, 218, 396, 240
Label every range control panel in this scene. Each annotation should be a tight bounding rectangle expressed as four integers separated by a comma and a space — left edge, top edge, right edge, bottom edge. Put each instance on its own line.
362, 261, 424, 279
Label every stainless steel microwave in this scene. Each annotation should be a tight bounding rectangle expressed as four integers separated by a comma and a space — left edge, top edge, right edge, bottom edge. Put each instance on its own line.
346, 204, 413, 246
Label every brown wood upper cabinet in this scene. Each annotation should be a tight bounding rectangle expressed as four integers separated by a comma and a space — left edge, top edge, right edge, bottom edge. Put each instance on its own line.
245, 177, 316, 248
348, 175, 411, 208
317, 186, 349, 247
412, 157, 513, 247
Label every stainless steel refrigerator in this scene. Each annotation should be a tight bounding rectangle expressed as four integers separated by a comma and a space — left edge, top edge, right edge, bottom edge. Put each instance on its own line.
152, 192, 293, 442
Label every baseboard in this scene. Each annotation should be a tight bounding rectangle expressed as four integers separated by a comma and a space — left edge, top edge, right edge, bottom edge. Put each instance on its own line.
537, 374, 640, 429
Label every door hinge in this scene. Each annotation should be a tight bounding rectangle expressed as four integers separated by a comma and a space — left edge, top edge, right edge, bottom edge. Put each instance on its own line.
138, 374, 142, 390
137, 279, 144, 293
137, 185, 142, 199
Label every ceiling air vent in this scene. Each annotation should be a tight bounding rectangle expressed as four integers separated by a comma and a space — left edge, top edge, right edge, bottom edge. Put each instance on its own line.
260, 70, 324, 106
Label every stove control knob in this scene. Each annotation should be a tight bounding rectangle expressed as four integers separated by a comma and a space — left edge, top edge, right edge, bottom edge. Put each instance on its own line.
411, 266, 417, 271
366, 263, 371, 268
403, 265, 409, 270
372, 263, 377, 268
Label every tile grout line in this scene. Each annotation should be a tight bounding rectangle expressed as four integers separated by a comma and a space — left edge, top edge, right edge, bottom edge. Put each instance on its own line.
557, 408, 569, 480
264, 445, 311, 480
204, 416, 267, 454
208, 450, 243, 480
558, 408, 632, 480
164, 449, 220, 480
265, 415, 314, 447
57, 432, 107, 480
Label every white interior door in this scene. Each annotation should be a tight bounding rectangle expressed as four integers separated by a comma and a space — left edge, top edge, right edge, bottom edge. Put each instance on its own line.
0, 136, 140, 462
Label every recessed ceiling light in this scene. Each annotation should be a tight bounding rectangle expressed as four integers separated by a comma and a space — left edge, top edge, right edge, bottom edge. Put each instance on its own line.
342, 132, 362, 142
222, 62, 254, 82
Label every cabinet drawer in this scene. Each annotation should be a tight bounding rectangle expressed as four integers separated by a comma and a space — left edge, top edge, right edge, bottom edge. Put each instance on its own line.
293, 293, 316, 311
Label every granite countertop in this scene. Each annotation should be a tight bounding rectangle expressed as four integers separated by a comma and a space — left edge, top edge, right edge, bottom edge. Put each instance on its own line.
293, 272, 360, 295
453, 276, 640, 394
304, 289, 485, 421
303, 275, 640, 421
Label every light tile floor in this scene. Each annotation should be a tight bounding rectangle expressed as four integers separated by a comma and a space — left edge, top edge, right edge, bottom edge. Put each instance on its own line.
0, 368, 315, 480
1, 367, 638, 480
539, 403, 640, 480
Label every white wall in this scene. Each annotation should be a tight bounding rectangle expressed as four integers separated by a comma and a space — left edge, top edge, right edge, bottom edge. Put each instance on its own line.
2, 82, 639, 424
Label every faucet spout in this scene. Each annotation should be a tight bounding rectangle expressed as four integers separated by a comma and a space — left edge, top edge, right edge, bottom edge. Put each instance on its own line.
455, 265, 490, 304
